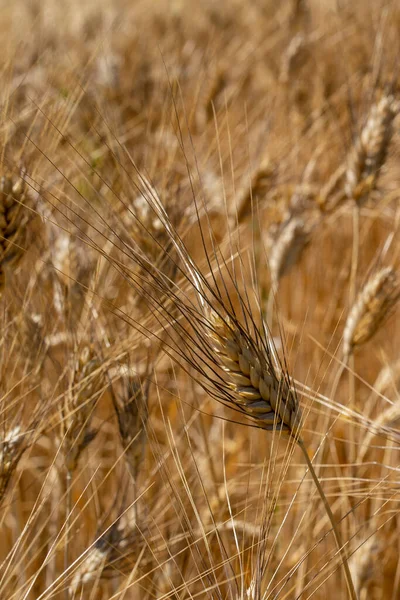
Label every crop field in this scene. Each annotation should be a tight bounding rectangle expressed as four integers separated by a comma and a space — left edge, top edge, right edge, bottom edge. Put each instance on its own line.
0, 1, 400, 598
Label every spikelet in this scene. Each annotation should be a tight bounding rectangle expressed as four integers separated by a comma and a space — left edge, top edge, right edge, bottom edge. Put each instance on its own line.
244, 581, 256, 600
60, 345, 105, 473
112, 376, 149, 483
345, 94, 398, 204
69, 546, 108, 596
343, 267, 400, 358
349, 535, 378, 599
0, 425, 26, 504
0, 169, 32, 293
206, 309, 301, 434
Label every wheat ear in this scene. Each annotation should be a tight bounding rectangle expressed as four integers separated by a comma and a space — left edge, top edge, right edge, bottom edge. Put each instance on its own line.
58, 344, 104, 593
343, 267, 400, 359
0, 170, 31, 294
60, 345, 104, 473
268, 216, 311, 288
232, 159, 272, 226
345, 94, 398, 204
111, 374, 149, 490
0, 426, 27, 506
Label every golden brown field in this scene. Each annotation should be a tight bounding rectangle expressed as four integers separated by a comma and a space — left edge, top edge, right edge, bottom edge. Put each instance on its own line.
1, 0, 400, 598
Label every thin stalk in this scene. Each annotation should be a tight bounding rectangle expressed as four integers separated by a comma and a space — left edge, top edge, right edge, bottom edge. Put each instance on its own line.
266, 284, 277, 330
64, 469, 72, 600
297, 437, 357, 600
15, 481, 27, 592
297, 357, 349, 587
348, 204, 360, 465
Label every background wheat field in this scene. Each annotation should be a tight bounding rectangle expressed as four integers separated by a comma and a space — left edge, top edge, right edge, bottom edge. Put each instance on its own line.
1, 0, 400, 598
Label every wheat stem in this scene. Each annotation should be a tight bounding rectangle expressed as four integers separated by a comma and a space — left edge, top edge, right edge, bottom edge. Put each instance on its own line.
64, 469, 72, 600
348, 205, 360, 467
297, 438, 357, 600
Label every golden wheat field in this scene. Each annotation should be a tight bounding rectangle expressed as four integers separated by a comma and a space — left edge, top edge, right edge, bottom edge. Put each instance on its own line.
1, 0, 400, 598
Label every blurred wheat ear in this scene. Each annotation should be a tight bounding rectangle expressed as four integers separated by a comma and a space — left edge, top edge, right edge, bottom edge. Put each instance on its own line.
69, 518, 142, 597
345, 94, 398, 205
0, 425, 27, 506
0, 169, 32, 294
111, 372, 150, 486
343, 267, 400, 359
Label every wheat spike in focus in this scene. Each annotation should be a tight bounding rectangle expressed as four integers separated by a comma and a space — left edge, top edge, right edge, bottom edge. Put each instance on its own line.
207, 309, 300, 433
